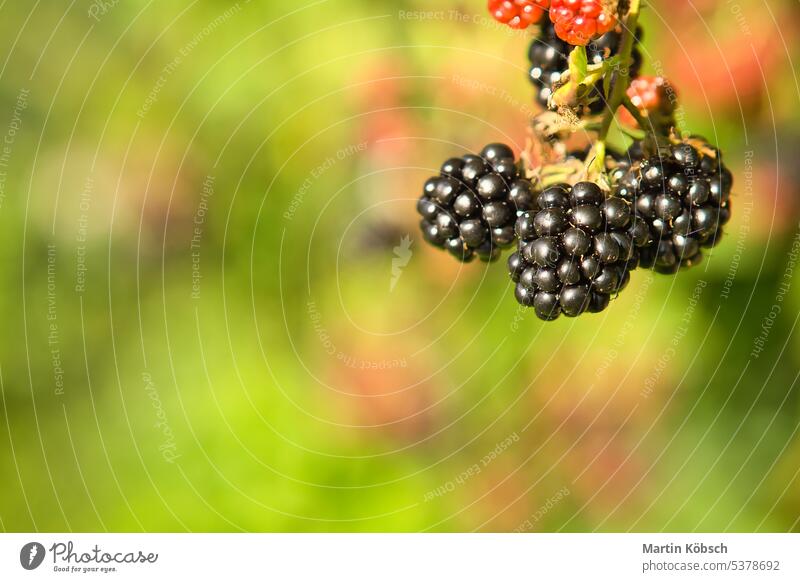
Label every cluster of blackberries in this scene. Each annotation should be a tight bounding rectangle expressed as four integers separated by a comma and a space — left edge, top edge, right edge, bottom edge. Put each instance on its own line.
508, 182, 650, 320
528, 22, 642, 112
415, 140, 732, 321
415, 5, 733, 323
611, 141, 733, 274
416, 144, 536, 263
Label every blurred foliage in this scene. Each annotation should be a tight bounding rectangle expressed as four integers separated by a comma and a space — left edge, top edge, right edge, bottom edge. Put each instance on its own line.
0, 0, 799, 532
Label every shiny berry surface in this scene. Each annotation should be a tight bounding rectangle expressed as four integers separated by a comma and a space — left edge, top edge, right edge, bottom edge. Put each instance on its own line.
613, 138, 733, 272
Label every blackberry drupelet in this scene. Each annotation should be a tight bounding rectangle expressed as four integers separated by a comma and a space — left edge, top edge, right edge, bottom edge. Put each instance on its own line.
509, 181, 650, 320
528, 22, 642, 112
612, 140, 733, 274
417, 143, 536, 263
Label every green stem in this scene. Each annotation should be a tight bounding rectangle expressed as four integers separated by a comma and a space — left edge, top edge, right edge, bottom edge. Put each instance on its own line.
597, 0, 642, 144
622, 95, 675, 156
621, 94, 649, 130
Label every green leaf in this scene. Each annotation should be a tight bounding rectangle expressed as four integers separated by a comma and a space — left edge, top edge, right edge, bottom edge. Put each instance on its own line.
568, 45, 588, 83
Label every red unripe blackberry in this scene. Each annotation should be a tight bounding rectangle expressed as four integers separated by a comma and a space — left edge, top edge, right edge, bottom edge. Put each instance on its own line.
488, 0, 549, 30
620, 76, 677, 128
613, 139, 733, 274
549, 0, 617, 46
417, 144, 536, 263
510, 181, 649, 320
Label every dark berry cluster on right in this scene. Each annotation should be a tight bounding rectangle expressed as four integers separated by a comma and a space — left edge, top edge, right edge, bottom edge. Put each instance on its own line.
612, 140, 733, 274
528, 22, 642, 112
508, 181, 651, 320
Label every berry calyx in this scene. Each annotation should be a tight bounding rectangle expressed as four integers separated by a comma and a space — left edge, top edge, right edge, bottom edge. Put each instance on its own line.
488, 0, 549, 29
549, 0, 617, 46
417, 144, 536, 263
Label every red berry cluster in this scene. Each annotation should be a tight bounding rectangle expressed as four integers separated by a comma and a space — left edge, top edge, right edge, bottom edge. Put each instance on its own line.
488, 0, 617, 45
549, 0, 616, 45
488, 0, 550, 30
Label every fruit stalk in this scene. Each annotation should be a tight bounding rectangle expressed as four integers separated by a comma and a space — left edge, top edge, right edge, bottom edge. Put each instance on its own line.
596, 0, 642, 144
621, 94, 649, 129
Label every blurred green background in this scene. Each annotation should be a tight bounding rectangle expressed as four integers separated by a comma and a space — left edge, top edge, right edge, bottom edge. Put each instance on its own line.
1, 0, 799, 532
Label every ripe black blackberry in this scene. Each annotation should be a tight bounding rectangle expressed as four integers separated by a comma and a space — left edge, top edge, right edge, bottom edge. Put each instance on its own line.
416, 143, 537, 263
612, 139, 733, 274
528, 22, 642, 112
509, 181, 650, 320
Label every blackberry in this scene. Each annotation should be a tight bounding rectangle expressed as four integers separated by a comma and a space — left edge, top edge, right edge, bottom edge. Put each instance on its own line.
416, 143, 536, 263
509, 181, 650, 320
528, 22, 642, 112
612, 139, 733, 274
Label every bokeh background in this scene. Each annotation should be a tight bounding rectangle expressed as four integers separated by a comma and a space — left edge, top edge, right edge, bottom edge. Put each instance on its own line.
0, 0, 799, 532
